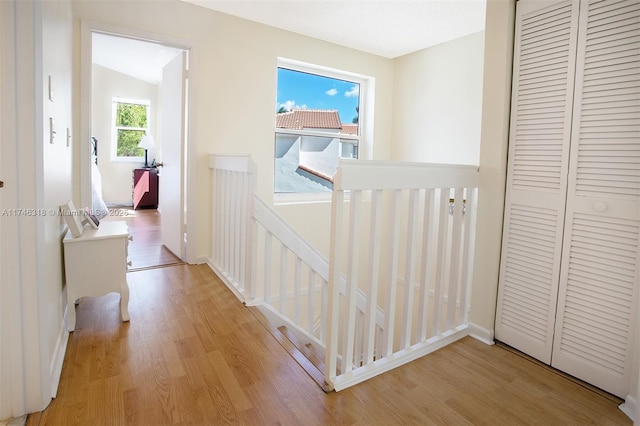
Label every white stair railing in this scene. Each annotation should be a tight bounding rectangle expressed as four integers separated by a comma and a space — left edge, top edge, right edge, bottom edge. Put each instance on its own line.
325, 160, 478, 391
209, 155, 478, 392
209, 154, 257, 302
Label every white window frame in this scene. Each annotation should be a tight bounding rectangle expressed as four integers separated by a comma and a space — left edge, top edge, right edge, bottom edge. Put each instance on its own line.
274, 58, 374, 204
111, 97, 150, 162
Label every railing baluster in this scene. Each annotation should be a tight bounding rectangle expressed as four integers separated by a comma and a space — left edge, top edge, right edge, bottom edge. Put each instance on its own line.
327, 188, 345, 383
446, 188, 464, 330
354, 310, 363, 368
401, 188, 419, 349
264, 231, 272, 303
417, 188, 435, 341
238, 172, 246, 287
279, 244, 287, 314
320, 279, 327, 343
307, 268, 315, 335
212, 169, 219, 265
382, 189, 401, 357
294, 256, 302, 325
459, 188, 477, 325
363, 189, 382, 365
341, 189, 362, 374
432, 188, 450, 337
249, 217, 258, 300
233, 170, 239, 278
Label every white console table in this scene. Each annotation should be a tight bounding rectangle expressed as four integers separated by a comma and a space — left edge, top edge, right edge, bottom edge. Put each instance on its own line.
63, 221, 132, 331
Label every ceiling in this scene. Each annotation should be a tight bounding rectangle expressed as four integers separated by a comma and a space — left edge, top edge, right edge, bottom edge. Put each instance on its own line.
92, 0, 486, 84
181, 0, 487, 58
92, 33, 184, 84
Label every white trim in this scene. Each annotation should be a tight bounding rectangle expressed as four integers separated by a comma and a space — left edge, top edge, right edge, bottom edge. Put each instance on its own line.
274, 58, 375, 204
331, 325, 469, 391
619, 395, 636, 422
80, 20, 198, 265
274, 191, 332, 205
468, 322, 495, 345
49, 324, 68, 398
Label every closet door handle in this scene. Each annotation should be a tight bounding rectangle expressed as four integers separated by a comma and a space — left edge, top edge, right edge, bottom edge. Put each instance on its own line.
593, 201, 607, 212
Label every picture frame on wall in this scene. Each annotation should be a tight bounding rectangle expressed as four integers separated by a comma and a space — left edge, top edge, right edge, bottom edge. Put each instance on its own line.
59, 201, 84, 238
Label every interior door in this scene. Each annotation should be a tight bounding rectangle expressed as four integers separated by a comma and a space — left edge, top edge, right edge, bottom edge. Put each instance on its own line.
494, 0, 580, 363
551, 0, 640, 398
160, 51, 186, 259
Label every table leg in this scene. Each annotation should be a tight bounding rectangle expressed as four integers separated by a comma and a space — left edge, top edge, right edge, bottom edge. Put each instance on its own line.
120, 280, 130, 322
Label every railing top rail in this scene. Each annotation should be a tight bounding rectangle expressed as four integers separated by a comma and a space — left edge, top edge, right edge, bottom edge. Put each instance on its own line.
334, 159, 479, 191
209, 154, 257, 173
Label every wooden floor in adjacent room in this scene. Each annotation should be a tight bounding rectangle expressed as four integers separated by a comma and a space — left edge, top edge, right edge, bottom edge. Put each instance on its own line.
28, 264, 631, 425
103, 207, 182, 270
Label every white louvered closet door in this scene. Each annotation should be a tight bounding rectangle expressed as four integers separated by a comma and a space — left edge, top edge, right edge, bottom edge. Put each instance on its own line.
551, 0, 640, 398
497, 0, 640, 399
495, 0, 580, 364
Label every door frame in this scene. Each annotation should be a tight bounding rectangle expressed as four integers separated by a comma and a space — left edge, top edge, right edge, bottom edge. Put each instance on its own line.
79, 20, 197, 263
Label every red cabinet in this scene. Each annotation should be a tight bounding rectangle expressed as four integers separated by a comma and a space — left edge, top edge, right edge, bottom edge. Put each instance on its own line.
133, 168, 158, 209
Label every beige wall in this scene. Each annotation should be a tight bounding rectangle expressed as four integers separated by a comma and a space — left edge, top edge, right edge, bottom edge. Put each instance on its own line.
468, 0, 515, 339
91, 64, 160, 205
72, 0, 395, 260
392, 31, 485, 165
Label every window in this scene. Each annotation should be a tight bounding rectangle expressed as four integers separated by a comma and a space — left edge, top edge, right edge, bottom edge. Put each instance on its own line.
275, 59, 369, 200
112, 98, 150, 161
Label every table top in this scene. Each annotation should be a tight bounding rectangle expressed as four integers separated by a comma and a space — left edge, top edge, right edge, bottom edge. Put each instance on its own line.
63, 220, 129, 243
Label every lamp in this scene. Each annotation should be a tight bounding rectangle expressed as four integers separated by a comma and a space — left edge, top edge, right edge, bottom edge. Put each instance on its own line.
138, 135, 155, 168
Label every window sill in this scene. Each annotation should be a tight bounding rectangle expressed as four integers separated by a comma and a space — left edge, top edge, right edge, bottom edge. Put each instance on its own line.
111, 157, 145, 163
273, 192, 332, 205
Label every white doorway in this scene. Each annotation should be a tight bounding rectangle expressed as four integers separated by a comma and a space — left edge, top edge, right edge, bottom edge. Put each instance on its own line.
81, 25, 192, 267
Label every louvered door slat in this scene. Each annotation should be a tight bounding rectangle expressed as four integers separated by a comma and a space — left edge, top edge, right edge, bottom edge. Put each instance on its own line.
551, 0, 640, 398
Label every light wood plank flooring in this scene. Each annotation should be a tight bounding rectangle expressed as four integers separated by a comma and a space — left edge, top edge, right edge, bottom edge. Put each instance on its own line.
28, 264, 631, 425
103, 207, 182, 270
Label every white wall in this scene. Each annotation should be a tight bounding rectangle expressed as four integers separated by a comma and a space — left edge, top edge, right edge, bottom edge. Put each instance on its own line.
72, 0, 395, 260
41, 0, 74, 400
91, 64, 159, 205
392, 32, 485, 165
0, 0, 73, 419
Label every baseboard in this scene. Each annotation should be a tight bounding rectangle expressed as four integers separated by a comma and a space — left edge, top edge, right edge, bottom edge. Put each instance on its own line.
619, 394, 636, 422
468, 322, 494, 345
195, 255, 208, 265
50, 320, 69, 398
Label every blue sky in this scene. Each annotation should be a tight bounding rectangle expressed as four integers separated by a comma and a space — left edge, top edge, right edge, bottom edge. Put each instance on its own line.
276, 67, 360, 125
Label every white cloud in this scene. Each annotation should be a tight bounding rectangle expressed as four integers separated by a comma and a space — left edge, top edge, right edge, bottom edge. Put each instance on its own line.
278, 100, 307, 111
325, 88, 338, 96
345, 85, 359, 98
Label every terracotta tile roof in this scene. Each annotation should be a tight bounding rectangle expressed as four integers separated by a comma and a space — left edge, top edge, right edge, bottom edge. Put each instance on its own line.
340, 124, 358, 135
276, 109, 342, 130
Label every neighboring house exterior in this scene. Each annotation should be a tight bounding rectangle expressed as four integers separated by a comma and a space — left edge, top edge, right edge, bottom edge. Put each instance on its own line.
275, 110, 358, 192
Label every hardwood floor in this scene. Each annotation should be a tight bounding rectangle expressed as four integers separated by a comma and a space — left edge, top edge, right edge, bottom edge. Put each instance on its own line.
102, 207, 182, 270
28, 264, 631, 425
